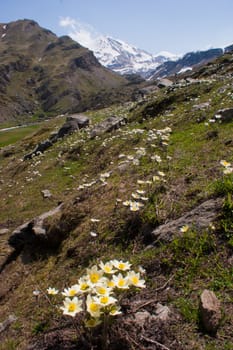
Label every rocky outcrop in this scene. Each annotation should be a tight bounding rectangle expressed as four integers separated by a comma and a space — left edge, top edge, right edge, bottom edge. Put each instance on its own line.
151, 198, 222, 243
23, 139, 53, 160
24, 114, 89, 160
199, 289, 221, 334
8, 204, 63, 251
50, 114, 89, 143
215, 107, 233, 123
90, 115, 127, 138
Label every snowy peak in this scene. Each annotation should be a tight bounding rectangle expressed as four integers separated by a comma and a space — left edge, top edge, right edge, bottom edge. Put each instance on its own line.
59, 17, 179, 77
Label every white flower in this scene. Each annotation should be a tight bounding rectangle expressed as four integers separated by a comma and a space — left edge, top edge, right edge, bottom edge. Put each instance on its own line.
180, 225, 189, 233
86, 265, 104, 285
86, 295, 102, 318
97, 295, 117, 306
123, 200, 131, 207
157, 171, 166, 177
130, 201, 144, 212
33, 290, 40, 296
95, 284, 113, 296
90, 218, 100, 223
220, 160, 231, 168
223, 167, 233, 174
112, 273, 129, 289
62, 285, 79, 297
75, 277, 90, 293
47, 287, 59, 295
131, 192, 141, 199
112, 260, 131, 271
99, 261, 117, 274
60, 297, 83, 317
127, 271, 146, 288
85, 318, 102, 328
90, 231, 98, 237
109, 305, 122, 316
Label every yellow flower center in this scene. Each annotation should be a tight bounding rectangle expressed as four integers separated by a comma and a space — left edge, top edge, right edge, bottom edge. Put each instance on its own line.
98, 286, 106, 295
68, 303, 76, 312
100, 296, 108, 304
69, 289, 77, 296
80, 283, 88, 291
90, 273, 100, 283
118, 263, 125, 270
118, 279, 125, 287
132, 276, 139, 285
90, 303, 99, 312
108, 280, 115, 288
104, 266, 112, 273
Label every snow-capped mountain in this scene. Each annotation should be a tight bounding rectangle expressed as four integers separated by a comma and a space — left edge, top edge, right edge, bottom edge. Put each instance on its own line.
92, 36, 179, 77
59, 17, 179, 77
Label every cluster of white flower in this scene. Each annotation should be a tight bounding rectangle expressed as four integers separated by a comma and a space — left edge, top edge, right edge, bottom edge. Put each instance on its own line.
220, 160, 233, 175
47, 260, 145, 328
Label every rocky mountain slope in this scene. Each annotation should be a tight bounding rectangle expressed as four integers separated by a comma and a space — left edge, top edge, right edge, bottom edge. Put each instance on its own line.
0, 19, 129, 123
147, 48, 225, 79
0, 48, 233, 349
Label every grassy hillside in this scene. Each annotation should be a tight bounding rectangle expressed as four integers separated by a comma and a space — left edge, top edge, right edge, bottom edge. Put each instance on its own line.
0, 19, 132, 123
0, 54, 233, 349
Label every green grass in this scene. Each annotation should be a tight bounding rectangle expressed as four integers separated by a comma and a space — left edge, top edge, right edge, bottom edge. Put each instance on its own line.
0, 125, 41, 147
1, 72, 233, 349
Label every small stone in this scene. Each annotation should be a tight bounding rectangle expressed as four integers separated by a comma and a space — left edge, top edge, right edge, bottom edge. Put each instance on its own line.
199, 289, 221, 334
41, 189, 52, 199
0, 228, 9, 235
153, 303, 170, 322
134, 311, 150, 327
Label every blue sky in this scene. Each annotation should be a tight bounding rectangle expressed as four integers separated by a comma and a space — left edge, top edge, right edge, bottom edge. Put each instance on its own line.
0, 0, 233, 55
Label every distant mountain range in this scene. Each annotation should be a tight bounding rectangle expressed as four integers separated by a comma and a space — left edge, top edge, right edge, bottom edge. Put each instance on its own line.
0, 19, 232, 123
71, 27, 232, 79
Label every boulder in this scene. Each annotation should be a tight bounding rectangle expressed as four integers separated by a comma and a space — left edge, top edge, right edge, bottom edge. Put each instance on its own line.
199, 289, 221, 334
157, 78, 173, 88
151, 198, 222, 243
66, 114, 89, 129
90, 115, 127, 138
24, 139, 53, 160
8, 204, 63, 250
215, 107, 233, 123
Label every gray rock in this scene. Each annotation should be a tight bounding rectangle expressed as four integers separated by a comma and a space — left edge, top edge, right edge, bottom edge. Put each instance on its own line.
90, 115, 127, 138
134, 311, 151, 328
0, 228, 9, 235
215, 107, 233, 123
41, 189, 52, 199
151, 198, 222, 243
192, 102, 210, 111
153, 303, 171, 322
199, 289, 221, 334
66, 114, 89, 129
0, 314, 17, 333
8, 204, 63, 250
24, 139, 53, 160
157, 78, 173, 88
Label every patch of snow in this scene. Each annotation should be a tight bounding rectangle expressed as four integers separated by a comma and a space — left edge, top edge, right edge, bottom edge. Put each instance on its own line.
1, 33, 6, 38
177, 67, 193, 74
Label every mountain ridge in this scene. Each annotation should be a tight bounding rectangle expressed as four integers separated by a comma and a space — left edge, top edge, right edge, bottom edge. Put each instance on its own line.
0, 19, 129, 123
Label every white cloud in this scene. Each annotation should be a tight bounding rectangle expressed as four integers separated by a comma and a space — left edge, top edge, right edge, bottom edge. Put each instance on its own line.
59, 17, 101, 51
